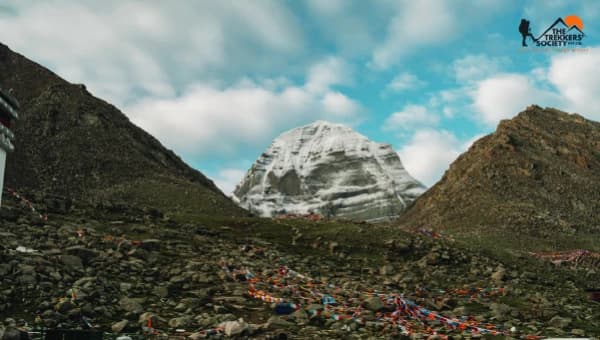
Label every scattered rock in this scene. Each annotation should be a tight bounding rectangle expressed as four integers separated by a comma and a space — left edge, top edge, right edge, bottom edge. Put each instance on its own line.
548, 316, 571, 329
571, 329, 585, 336
111, 320, 129, 333
291, 309, 308, 325
363, 297, 384, 312
0, 186, 599, 339
168, 316, 192, 329
55, 300, 75, 314
119, 297, 143, 314
61, 255, 83, 270
66, 246, 99, 263
267, 316, 294, 329
491, 265, 505, 283
1, 327, 25, 340
490, 303, 512, 321
220, 318, 248, 337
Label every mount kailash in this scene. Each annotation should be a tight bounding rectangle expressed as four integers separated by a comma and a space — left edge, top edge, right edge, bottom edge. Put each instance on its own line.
233, 121, 425, 220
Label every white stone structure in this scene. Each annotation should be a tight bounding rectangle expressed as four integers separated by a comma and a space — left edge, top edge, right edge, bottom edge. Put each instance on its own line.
0, 88, 19, 206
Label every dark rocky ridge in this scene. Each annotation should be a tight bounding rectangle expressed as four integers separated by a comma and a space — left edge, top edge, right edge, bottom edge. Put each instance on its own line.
399, 106, 600, 248
0, 42, 245, 216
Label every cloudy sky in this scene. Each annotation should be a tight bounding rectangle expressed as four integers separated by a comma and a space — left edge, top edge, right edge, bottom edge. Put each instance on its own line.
1, 0, 599, 193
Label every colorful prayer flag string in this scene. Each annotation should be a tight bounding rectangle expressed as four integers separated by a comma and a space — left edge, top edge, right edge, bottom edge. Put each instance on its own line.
5, 187, 48, 221
219, 261, 523, 337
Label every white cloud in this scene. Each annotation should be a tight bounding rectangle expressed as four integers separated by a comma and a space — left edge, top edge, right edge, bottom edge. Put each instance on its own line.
398, 129, 466, 186
214, 168, 247, 196
384, 105, 439, 131
304, 0, 513, 66
442, 107, 455, 118
420, 54, 512, 124
471, 73, 561, 126
427, 87, 469, 120
305, 57, 352, 94
0, 1, 303, 106
452, 54, 510, 83
469, 47, 600, 126
386, 72, 426, 92
530, 67, 547, 82
126, 58, 362, 157
370, 0, 510, 69
430, 89, 462, 106
372, 0, 457, 69
322, 92, 360, 116
259, 77, 294, 91
547, 48, 600, 119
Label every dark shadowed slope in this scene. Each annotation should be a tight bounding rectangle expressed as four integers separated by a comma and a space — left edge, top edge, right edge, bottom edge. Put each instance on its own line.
399, 106, 600, 250
0, 42, 245, 216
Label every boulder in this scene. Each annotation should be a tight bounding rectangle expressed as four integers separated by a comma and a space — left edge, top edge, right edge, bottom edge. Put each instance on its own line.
363, 297, 384, 312
1, 327, 25, 340
66, 246, 99, 263
61, 255, 83, 271
548, 315, 571, 329
266, 316, 294, 329
168, 316, 192, 329
220, 318, 248, 337
111, 320, 128, 333
55, 300, 76, 314
491, 265, 506, 283
490, 303, 512, 321
119, 297, 143, 314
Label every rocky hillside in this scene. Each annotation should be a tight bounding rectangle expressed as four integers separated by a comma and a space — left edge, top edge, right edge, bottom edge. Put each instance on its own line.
0, 198, 598, 338
399, 106, 600, 250
234, 121, 425, 220
0, 42, 245, 217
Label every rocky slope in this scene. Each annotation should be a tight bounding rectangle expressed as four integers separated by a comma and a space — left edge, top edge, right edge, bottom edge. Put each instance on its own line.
0, 42, 245, 217
234, 121, 425, 220
399, 106, 600, 250
0, 199, 598, 338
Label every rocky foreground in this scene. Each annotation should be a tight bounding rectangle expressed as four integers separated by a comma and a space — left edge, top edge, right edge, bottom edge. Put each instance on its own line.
0, 199, 599, 339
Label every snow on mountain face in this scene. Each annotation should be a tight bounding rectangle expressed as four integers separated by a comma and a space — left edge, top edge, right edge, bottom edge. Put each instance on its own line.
233, 121, 426, 220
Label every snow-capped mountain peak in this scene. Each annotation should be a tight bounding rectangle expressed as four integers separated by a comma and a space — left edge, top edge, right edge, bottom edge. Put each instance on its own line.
233, 121, 426, 220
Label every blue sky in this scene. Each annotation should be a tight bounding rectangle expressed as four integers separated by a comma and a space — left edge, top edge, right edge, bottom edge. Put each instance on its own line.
1, 0, 599, 193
